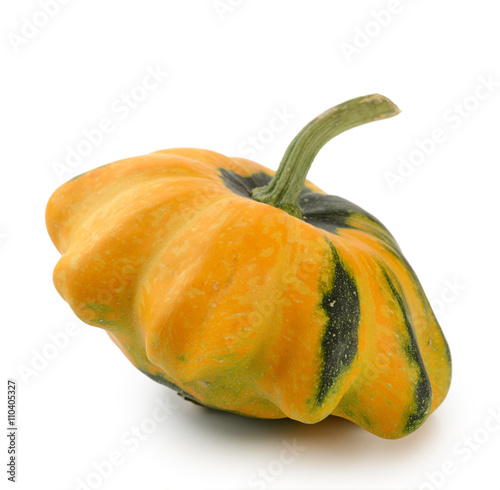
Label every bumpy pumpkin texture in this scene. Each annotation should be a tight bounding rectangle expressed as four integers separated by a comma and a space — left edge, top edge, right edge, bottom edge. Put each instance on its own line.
46, 95, 451, 439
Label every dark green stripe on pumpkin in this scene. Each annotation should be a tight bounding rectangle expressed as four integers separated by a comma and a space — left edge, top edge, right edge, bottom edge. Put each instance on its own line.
385, 247, 452, 365
380, 267, 432, 434
139, 369, 205, 404
315, 239, 360, 406
218, 169, 272, 198
139, 368, 272, 418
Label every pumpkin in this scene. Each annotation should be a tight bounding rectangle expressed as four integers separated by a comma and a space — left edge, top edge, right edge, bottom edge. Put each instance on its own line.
46, 94, 451, 439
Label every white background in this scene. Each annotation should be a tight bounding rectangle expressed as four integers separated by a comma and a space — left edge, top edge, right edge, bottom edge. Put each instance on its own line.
1, 1, 499, 489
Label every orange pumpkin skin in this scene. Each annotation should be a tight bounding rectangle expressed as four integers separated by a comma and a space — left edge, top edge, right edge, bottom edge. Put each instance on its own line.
46, 146, 451, 439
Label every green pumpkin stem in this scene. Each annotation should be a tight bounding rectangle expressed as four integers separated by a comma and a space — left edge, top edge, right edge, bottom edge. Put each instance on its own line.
251, 94, 401, 218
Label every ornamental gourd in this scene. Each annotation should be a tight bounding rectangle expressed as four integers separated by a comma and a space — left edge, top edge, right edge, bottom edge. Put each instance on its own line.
46, 95, 451, 439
